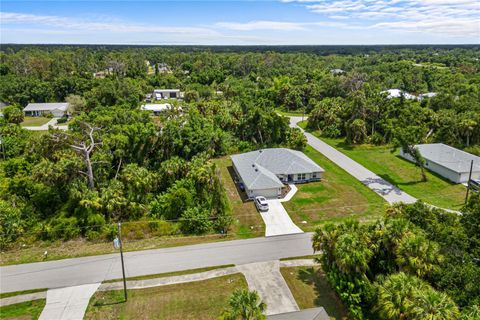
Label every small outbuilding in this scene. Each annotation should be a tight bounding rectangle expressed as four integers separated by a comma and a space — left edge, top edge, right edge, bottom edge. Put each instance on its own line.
153, 89, 182, 100
400, 143, 480, 184
23, 102, 69, 118
231, 148, 325, 199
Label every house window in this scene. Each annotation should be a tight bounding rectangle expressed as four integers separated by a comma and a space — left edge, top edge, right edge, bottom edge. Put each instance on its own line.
312, 173, 317, 178
299, 173, 306, 180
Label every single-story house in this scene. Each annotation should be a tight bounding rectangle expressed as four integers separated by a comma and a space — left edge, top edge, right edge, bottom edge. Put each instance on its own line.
400, 143, 480, 184
140, 103, 172, 115
267, 307, 329, 320
231, 148, 325, 199
330, 68, 345, 75
23, 102, 69, 117
381, 89, 417, 100
153, 89, 182, 100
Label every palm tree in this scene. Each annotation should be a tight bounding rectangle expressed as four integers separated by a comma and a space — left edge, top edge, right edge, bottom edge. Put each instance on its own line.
375, 272, 427, 319
409, 287, 460, 320
220, 289, 266, 320
395, 233, 443, 278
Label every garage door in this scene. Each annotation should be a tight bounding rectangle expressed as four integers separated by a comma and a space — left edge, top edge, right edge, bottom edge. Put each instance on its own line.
252, 188, 280, 199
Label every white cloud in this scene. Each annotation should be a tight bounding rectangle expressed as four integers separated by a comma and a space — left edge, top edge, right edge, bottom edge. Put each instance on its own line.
216, 20, 306, 31
0, 12, 218, 35
285, 0, 480, 37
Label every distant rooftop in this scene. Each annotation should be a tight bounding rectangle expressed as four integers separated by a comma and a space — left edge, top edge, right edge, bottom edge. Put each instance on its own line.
415, 143, 480, 173
23, 102, 69, 112
153, 89, 180, 93
141, 103, 172, 112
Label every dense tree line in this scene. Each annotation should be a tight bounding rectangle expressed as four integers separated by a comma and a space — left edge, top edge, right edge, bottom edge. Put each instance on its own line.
313, 196, 480, 319
0, 45, 478, 247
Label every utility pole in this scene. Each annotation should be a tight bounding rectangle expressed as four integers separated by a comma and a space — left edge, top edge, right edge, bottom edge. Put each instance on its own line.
116, 222, 128, 302
465, 160, 474, 204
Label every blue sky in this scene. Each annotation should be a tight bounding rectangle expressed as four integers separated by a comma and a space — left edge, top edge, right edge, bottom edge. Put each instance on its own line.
1, 1, 479, 44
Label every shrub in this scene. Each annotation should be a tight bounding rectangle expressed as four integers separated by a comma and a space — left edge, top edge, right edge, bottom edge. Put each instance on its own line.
180, 207, 212, 234
56, 117, 68, 124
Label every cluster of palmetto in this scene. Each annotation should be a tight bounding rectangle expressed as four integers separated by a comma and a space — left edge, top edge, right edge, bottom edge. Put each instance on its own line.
311, 201, 478, 320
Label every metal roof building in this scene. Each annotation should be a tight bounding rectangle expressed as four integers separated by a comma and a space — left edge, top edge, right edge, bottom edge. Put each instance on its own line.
231, 148, 325, 199
400, 143, 480, 184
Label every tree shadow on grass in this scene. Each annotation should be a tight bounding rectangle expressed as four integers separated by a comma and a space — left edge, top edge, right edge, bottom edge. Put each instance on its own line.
297, 267, 350, 320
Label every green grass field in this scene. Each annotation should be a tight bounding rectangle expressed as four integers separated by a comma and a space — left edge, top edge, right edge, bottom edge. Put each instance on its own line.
320, 137, 465, 210
0, 299, 46, 320
283, 146, 386, 231
20, 117, 51, 127
85, 273, 247, 320
281, 266, 350, 319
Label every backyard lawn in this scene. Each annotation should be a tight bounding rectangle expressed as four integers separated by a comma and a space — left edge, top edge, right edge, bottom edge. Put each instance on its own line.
320, 137, 466, 210
85, 273, 247, 320
214, 157, 265, 238
0, 299, 46, 320
283, 146, 385, 231
281, 266, 350, 320
20, 117, 51, 127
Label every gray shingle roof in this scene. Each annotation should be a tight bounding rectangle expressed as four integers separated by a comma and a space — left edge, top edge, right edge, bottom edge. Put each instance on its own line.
267, 307, 329, 320
415, 143, 480, 173
231, 148, 324, 190
23, 103, 69, 112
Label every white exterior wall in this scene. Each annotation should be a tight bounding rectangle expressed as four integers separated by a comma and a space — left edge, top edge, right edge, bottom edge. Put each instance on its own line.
400, 148, 478, 184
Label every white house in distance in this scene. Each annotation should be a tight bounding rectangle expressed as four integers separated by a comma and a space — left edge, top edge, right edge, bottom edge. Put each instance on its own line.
152, 89, 182, 100
23, 102, 69, 117
231, 148, 325, 199
140, 103, 173, 115
400, 143, 480, 184
382, 89, 437, 101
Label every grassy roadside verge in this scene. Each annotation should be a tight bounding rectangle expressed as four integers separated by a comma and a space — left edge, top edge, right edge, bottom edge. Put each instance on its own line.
103, 264, 235, 283
85, 273, 247, 320
0, 299, 46, 320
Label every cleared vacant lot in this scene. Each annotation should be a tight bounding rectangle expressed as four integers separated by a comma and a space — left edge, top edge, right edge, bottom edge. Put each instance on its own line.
85, 273, 247, 320
20, 117, 51, 127
320, 137, 465, 210
281, 266, 350, 320
283, 146, 385, 231
0, 299, 45, 320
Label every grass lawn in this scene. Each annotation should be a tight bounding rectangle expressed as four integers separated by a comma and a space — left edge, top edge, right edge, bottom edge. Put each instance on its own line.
0, 288, 46, 299
214, 156, 265, 238
320, 137, 465, 210
281, 266, 350, 320
85, 273, 247, 320
0, 299, 46, 320
104, 264, 234, 283
283, 146, 386, 231
20, 117, 51, 127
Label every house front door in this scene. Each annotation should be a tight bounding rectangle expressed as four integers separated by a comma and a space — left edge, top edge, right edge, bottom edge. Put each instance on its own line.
287, 174, 293, 182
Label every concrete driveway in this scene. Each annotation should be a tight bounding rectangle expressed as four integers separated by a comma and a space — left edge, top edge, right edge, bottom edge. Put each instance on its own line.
260, 200, 303, 237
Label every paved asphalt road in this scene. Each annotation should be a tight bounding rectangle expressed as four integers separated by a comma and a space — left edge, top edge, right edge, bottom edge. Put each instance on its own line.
289, 117, 417, 205
0, 233, 313, 293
